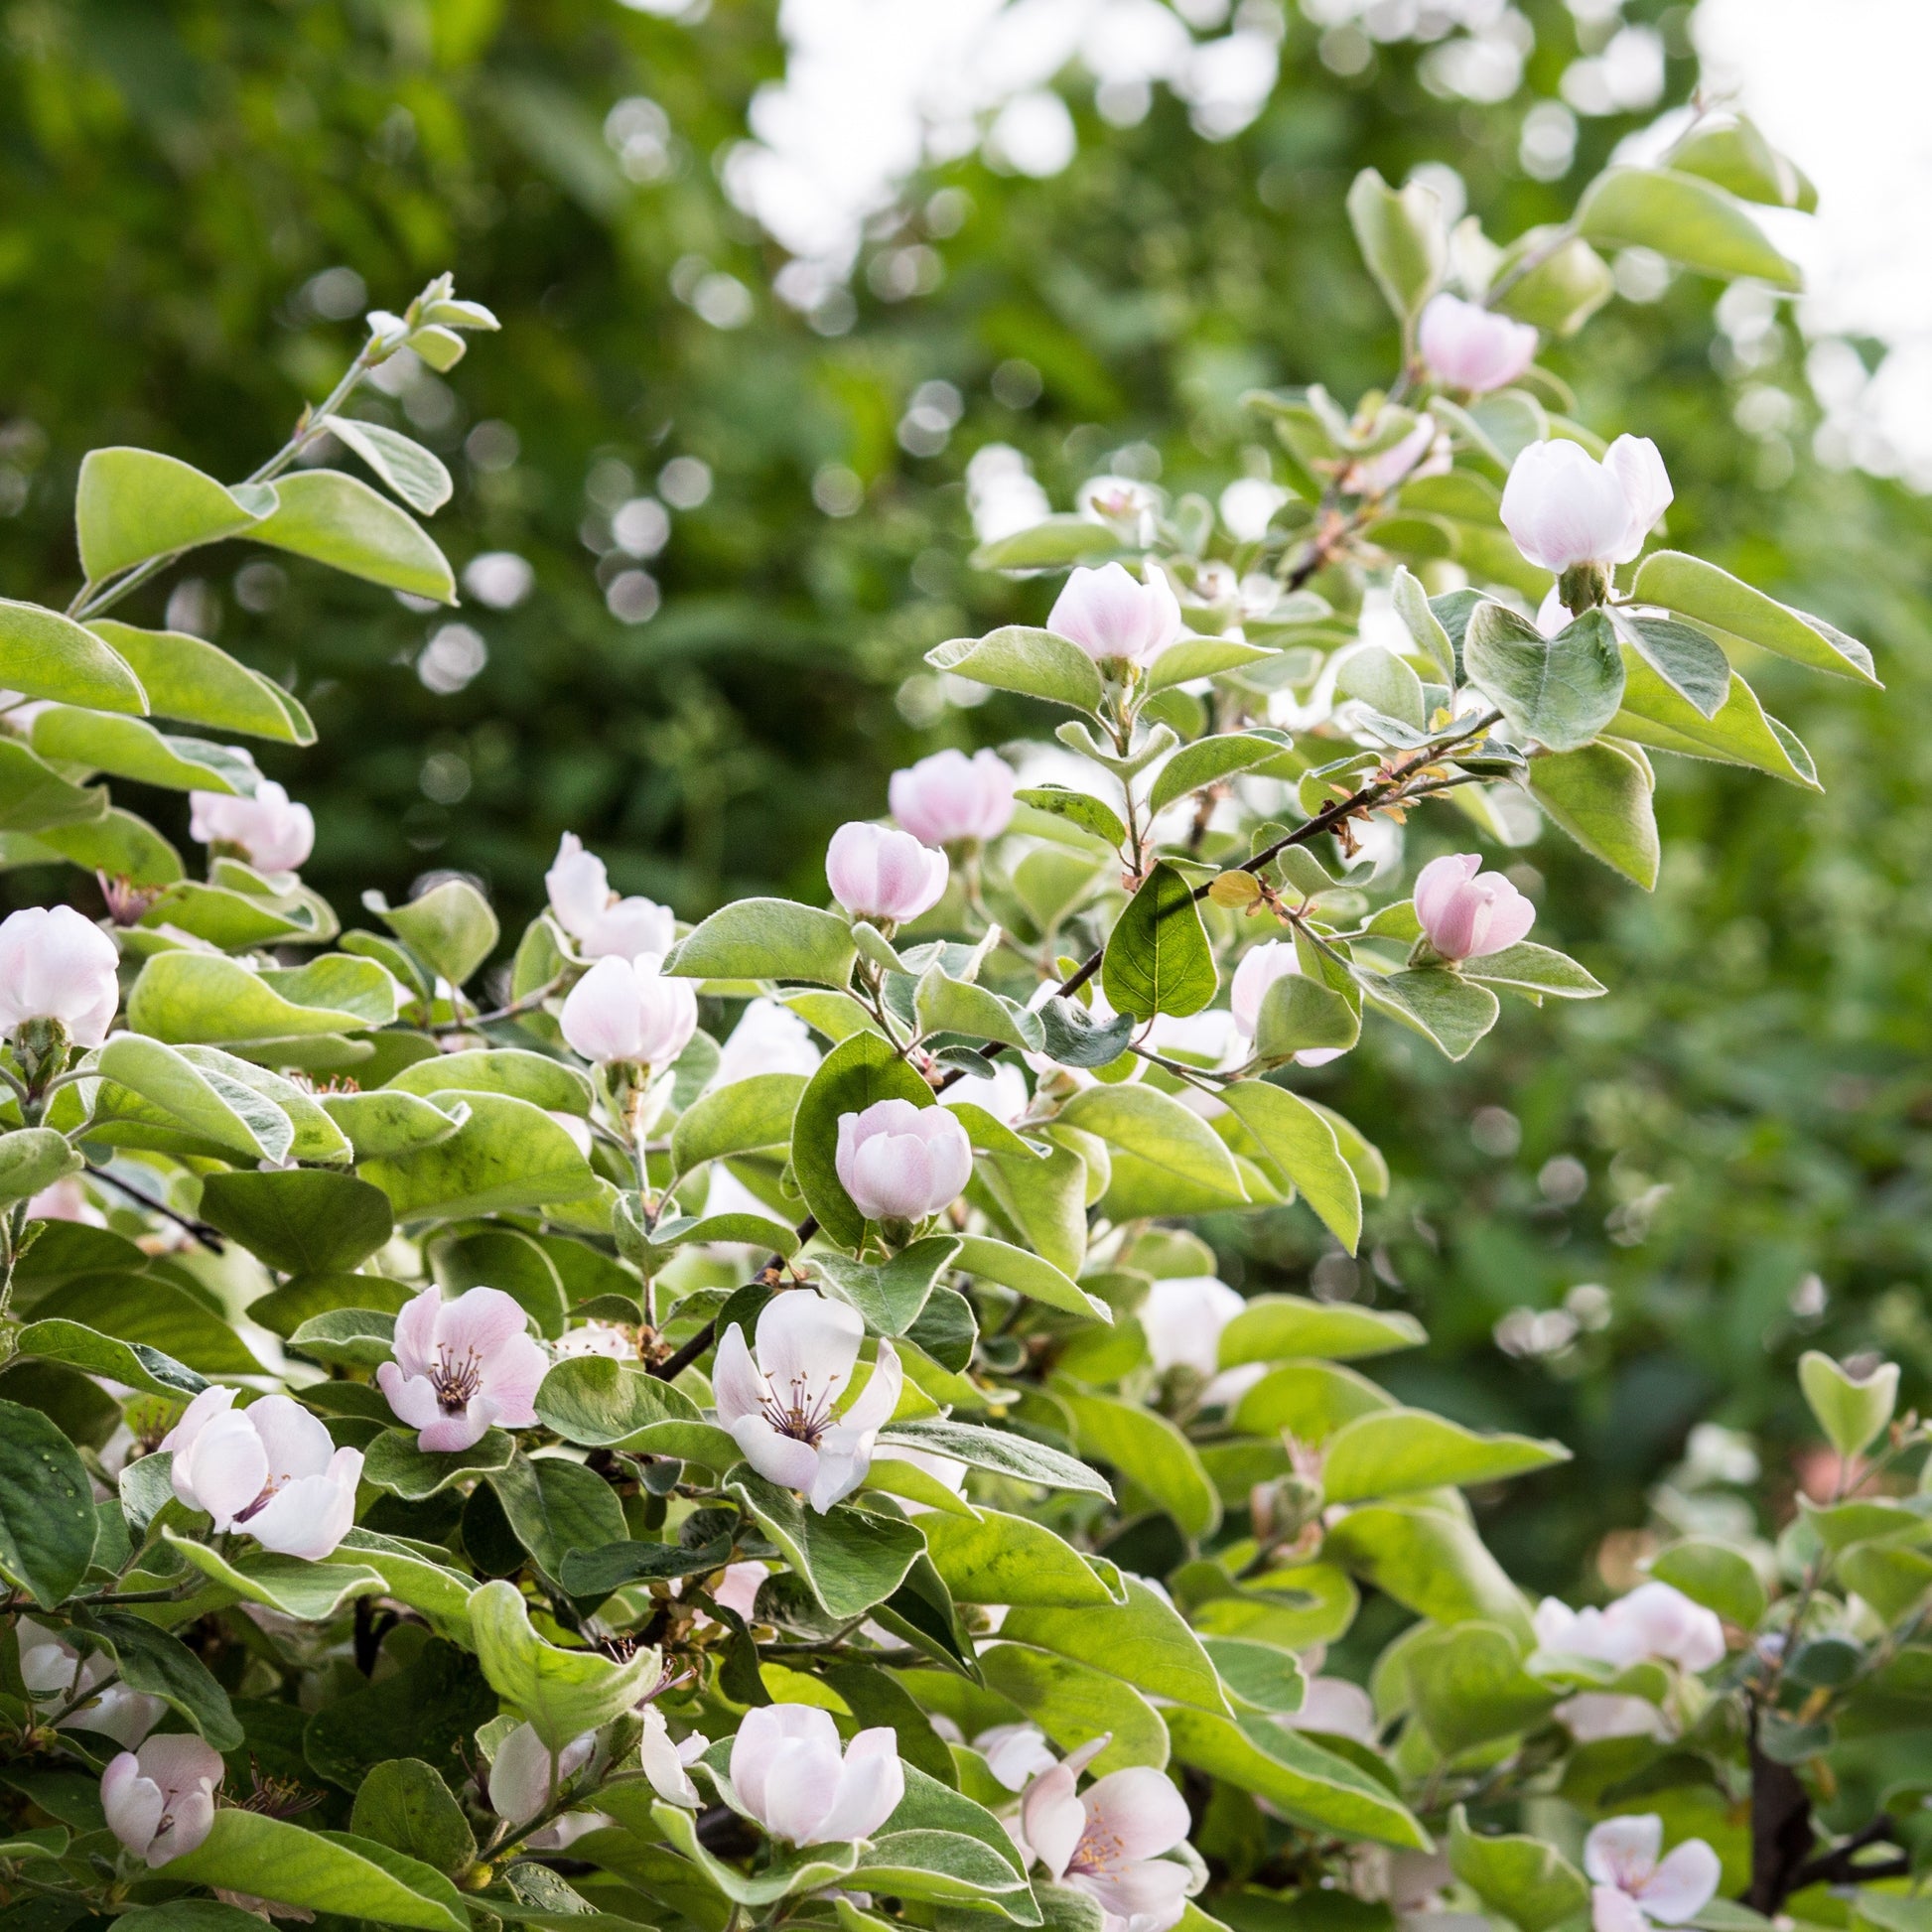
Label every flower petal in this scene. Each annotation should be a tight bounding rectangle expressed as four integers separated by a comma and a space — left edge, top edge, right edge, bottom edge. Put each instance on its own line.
814, 1726, 905, 1843
1021, 1760, 1086, 1880
377, 1365, 443, 1431
756, 1291, 863, 1409
729, 1414, 823, 1495
1592, 1887, 1653, 1932
711, 1321, 768, 1426
245, 1393, 336, 1482
1635, 1841, 1721, 1924
1082, 1767, 1192, 1865
1585, 1816, 1662, 1890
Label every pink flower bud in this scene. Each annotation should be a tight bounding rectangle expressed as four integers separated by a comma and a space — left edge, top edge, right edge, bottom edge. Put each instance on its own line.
189, 780, 314, 875
1341, 414, 1448, 496
0, 905, 120, 1047
102, 1734, 223, 1867
1413, 853, 1536, 962
1419, 293, 1539, 394
835, 1098, 973, 1222
1499, 435, 1672, 575
825, 822, 948, 925
889, 748, 1018, 846
545, 833, 676, 959
1046, 563, 1183, 667
488, 1721, 596, 1825
559, 952, 698, 1067
377, 1285, 547, 1451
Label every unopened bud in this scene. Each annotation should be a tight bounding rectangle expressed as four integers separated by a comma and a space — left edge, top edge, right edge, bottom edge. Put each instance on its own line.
1208, 871, 1263, 910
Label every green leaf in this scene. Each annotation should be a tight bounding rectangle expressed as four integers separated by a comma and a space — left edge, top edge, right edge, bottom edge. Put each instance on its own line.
535, 1354, 700, 1447
1232, 1364, 1396, 1446
1166, 1708, 1431, 1851
1220, 1294, 1425, 1368
32, 706, 261, 794
75, 447, 274, 580
980, 1642, 1169, 1772
1645, 1539, 1768, 1630
670, 1073, 806, 1176
1799, 1350, 1900, 1460
1149, 732, 1298, 815
879, 1418, 1113, 1499
386, 1047, 592, 1114
1463, 603, 1624, 752
650, 1801, 861, 1906
303, 1635, 496, 1792
1346, 168, 1446, 321
1577, 167, 1802, 290
1102, 861, 1218, 1021
0, 737, 107, 832
1610, 650, 1818, 787
969, 517, 1126, 572
1405, 1621, 1560, 1752
980, 1140, 1089, 1279
1322, 1503, 1532, 1640
1835, 1543, 1932, 1623
487, 1451, 627, 1578
1392, 567, 1456, 681
0, 599, 149, 713
915, 965, 1043, 1052
926, 625, 1105, 714
24, 803, 184, 887
359, 1092, 603, 1223
364, 879, 498, 986
849, 1828, 1040, 1913
115, 1903, 264, 1932
1015, 786, 1128, 849
1527, 742, 1659, 888
727, 1467, 926, 1618
349, 1758, 477, 1877
165, 1530, 387, 1619
1359, 965, 1500, 1061
1053, 1386, 1220, 1537
89, 620, 315, 744
72, 1606, 242, 1747
1321, 1410, 1569, 1503
248, 469, 456, 601
953, 1232, 1111, 1323
1201, 1638, 1306, 1716
790, 1032, 937, 1250
0, 1128, 81, 1206
1670, 115, 1815, 211
13, 1317, 205, 1401
1336, 648, 1426, 730
197, 1169, 393, 1274
127, 950, 397, 1043
165, 1813, 470, 1932
662, 897, 858, 989
1491, 231, 1613, 337
1447, 1804, 1590, 1932
28, 1272, 263, 1376
0, 1399, 105, 1604
1002, 1575, 1230, 1714
327, 418, 455, 515
362, 1426, 516, 1498
1618, 615, 1730, 720
1631, 550, 1876, 684
921, 1507, 1122, 1607
321, 1089, 469, 1160
330, 1529, 477, 1643
1222, 1082, 1362, 1252
1460, 941, 1605, 1000
1147, 636, 1281, 691
471, 1577, 663, 1748
817, 1236, 963, 1336
1058, 1083, 1248, 1217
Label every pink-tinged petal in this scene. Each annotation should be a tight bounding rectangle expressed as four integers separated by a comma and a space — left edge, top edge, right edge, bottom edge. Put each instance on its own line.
246, 1393, 336, 1482
1141, 1277, 1243, 1377
182, 1410, 269, 1531
807, 1438, 867, 1513
1593, 1888, 1653, 1932
1635, 1841, 1721, 1924
729, 1414, 823, 1495
1474, 882, 1536, 956
435, 1286, 532, 1366
151, 1785, 215, 1866
101, 1754, 163, 1859
1082, 1767, 1191, 1864
979, 1725, 1059, 1793
1073, 1858, 1193, 1931
67, 1685, 165, 1749
759, 1734, 840, 1845
246, 1459, 359, 1560
391, 1287, 443, 1378
1603, 436, 1673, 566
159, 1384, 235, 1463
839, 1341, 902, 1439
756, 1291, 863, 1407
734, 1706, 837, 1821
1557, 1694, 1669, 1742
377, 1365, 443, 1431
814, 1727, 905, 1843
1413, 853, 1479, 935
1021, 1761, 1086, 1880
709, 1561, 769, 1621
712, 1321, 770, 1427
479, 1332, 547, 1428
641, 1706, 702, 1807
416, 1407, 492, 1452
1615, 1583, 1725, 1673
489, 1722, 559, 1824
546, 834, 611, 938
1585, 1816, 1663, 1890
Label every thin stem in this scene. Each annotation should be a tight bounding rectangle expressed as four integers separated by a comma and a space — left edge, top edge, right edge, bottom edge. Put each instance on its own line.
431, 976, 567, 1035
84, 1166, 226, 1253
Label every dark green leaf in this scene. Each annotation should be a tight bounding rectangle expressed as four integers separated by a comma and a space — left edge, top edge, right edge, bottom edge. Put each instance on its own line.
1102, 861, 1217, 1020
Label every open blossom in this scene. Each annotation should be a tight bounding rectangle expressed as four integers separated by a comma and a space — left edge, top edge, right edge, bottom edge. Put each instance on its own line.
1230, 941, 1348, 1067
1585, 1817, 1721, 1932
1048, 563, 1183, 668
891, 747, 1019, 847
1021, 1737, 1194, 1932
836, 1098, 973, 1222
977, 1723, 1058, 1793
714, 1291, 902, 1512
713, 998, 821, 1086
17, 1618, 163, 1747
1077, 475, 1161, 546
489, 1721, 595, 1826
552, 1320, 637, 1362
1141, 1277, 1244, 1379
1535, 1582, 1726, 1741
826, 821, 949, 926
731, 1704, 904, 1846
641, 1705, 708, 1808
377, 1285, 547, 1451
102, 1734, 223, 1868
190, 780, 314, 875
1341, 414, 1447, 496
1419, 293, 1538, 394
1413, 854, 1535, 962
545, 833, 676, 959
0, 905, 120, 1047
1500, 435, 1673, 575
559, 952, 698, 1068
161, 1389, 361, 1560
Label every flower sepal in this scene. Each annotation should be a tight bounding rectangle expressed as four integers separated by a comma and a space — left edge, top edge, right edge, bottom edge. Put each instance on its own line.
1558, 561, 1613, 617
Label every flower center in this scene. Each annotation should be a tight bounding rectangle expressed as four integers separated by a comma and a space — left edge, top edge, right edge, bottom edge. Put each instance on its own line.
759, 1369, 842, 1447
1070, 1818, 1126, 1876
429, 1345, 485, 1414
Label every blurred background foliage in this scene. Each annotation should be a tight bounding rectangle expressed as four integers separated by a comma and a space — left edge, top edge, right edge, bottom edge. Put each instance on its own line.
3, 0, 1926, 1600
